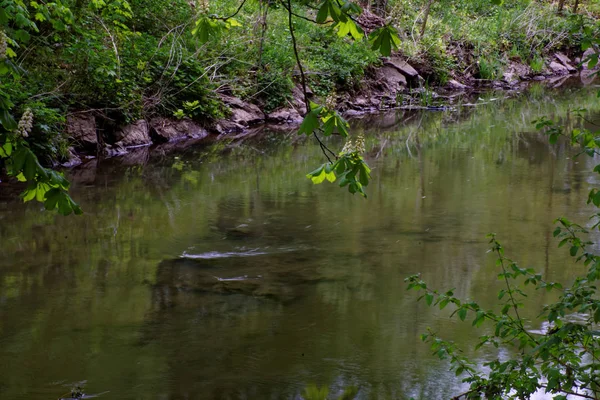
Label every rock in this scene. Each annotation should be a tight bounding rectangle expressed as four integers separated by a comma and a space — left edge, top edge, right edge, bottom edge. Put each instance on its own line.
548, 75, 570, 88
149, 117, 209, 142
548, 61, 570, 75
354, 96, 369, 107
502, 71, 519, 84
220, 95, 265, 127
291, 85, 309, 114
266, 108, 303, 124
356, 10, 385, 33
213, 119, 245, 135
378, 65, 407, 92
446, 79, 468, 90
115, 120, 152, 147
61, 147, 82, 168
103, 143, 128, 158
385, 57, 421, 78
67, 114, 97, 151
505, 62, 532, 80
532, 75, 546, 81
554, 52, 576, 72
580, 69, 597, 85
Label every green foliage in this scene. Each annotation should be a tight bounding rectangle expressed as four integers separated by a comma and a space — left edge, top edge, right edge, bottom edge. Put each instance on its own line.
298, 102, 349, 137
369, 25, 400, 57
529, 55, 545, 74
477, 56, 503, 80
0, 119, 81, 216
405, 54, 600, 396
0, 0, 80, 214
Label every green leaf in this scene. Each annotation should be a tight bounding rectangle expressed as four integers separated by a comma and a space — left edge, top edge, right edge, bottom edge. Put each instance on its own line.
0, 8, 8, 24
192, 17, 223, 43
336, 19, 363, 40
369, 25, 400, 57
570, 245, 579, 257
310, 169, 327, 184
298, 107, 322, 136
44, 188, 82, 216
0, 108, 17, 130
425, 293, 433, 306
358, 162, 371, 186
458, 308, 467, 321
316, 0, 330, 23
325, 171, 336, 183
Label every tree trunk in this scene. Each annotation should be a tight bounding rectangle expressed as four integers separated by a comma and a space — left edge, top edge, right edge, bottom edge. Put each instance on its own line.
420, 0, 435, 38
573, 0, 580, 13
557, 0, 566, 14
255, 0, 269, 70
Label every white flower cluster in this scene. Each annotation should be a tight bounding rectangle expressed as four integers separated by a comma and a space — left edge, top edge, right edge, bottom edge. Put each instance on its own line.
17, 108, 34, 138
325, 92, 337, 110
198, 0, 209, 13
0, 31, 7, 60
341, 133, 366, 154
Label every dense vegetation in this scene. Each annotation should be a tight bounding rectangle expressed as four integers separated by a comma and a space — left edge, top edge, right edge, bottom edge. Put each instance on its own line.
1, 0, 598, 158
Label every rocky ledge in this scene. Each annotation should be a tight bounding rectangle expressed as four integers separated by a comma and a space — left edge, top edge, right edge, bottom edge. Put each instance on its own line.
64, 51, 593, 167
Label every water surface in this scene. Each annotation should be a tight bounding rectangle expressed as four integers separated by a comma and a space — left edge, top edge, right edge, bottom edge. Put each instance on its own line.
2, 83, 600, 399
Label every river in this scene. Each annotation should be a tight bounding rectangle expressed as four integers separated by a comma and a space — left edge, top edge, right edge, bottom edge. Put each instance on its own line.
1, 82, 600, 399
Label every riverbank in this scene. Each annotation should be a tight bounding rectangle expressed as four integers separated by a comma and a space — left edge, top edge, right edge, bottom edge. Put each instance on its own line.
2, 0, 599, 170
62, 49, 592, 168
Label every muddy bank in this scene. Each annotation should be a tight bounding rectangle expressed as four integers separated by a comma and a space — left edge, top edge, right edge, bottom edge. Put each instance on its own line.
63, 50, 593, 168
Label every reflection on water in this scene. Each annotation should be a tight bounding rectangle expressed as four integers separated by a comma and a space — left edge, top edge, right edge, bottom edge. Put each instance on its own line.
2, 83, 600, 399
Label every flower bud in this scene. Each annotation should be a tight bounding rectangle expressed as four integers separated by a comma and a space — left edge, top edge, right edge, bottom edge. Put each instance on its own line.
17, 108, 34, 138
198, 0, 209, 13
0, 31, 7, 60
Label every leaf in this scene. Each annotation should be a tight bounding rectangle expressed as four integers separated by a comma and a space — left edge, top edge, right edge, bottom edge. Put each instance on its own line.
192, 17, 222, 43
358, 162, 371, 186
225, 18, 242, 28
458, 308, 467, 321
44, 188, 82, 216
336, 19, 363, 40
13, 29, 31, 43
369, 25, 400, 57
0, 108, 17, 130
425, 293, 433, 306
341, 1, 362, 14
570, 245, 579, 257
0, 8, 8, 24
325, 171, 336, 183
316, 0, 330, 23
298, 107, 322, 136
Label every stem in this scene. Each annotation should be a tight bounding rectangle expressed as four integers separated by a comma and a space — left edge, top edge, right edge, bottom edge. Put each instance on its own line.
217, 0, 249, 20
492, 242, 539, 344
285, 0, 310, 109
279, 1, 326, 25
313, 131, 333, 163
285, 0, 338, 163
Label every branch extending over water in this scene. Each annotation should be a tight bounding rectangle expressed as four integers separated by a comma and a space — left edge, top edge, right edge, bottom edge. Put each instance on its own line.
284, 0, 337, 162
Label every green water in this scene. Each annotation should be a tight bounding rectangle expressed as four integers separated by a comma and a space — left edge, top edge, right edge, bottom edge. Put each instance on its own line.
2, 83, 600, 399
